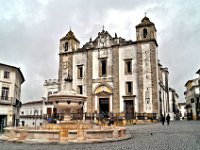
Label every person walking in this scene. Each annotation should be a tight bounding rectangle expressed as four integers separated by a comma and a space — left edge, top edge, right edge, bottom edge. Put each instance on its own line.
161, 114, 165, 125
166, 114, 171, 125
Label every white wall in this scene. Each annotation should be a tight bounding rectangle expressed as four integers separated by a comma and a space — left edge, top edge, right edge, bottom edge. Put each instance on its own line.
0, 65, 24, 126
20, 102, 44, 128
119, 45, 138, 112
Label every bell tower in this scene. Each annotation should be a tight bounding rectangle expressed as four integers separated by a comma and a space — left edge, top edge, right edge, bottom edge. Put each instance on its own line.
58, 29, 80, 91
136, 16, 157, 44
59, 29, 80, 53
136, 16, 159, 114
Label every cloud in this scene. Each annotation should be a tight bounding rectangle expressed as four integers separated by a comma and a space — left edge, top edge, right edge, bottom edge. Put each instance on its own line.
0, 0, 200, 102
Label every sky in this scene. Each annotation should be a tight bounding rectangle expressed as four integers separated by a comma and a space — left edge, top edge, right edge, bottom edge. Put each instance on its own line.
0, 0, 200, 103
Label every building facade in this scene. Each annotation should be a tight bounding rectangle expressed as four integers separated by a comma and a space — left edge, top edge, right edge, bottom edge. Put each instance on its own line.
184, 69, 200, 120
54, 16, 177, 118
178, 103, 187, 120
20, 100, 43, 128
0, 63, 25, 131
168, 88, 179, 120
19, 79, 58, 128
43, 79, 58, 118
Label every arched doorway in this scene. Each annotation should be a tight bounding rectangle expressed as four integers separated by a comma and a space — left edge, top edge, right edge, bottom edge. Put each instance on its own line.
94, 84, 112, 115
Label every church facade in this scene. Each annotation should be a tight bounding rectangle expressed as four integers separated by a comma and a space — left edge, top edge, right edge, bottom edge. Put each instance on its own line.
57, 16, 177, 118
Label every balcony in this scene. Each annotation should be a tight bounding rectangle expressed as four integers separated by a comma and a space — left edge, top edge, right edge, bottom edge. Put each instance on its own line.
0, 96, 22, 108
20, 115, 43, 119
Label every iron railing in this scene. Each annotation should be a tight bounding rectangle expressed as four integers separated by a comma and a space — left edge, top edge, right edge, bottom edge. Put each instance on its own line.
43, 112, 157, 123
0, 96, 22, 108
20, 115, 43, 119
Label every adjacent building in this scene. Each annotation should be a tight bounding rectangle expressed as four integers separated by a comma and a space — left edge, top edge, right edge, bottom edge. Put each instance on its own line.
0, 63, 25, 131
184, 69, 200, 120
42, 79, 58, 118
158, 63, 179, 120
178, 103, 187, 119
19, 79, 58, 128
19, 100, 43, 128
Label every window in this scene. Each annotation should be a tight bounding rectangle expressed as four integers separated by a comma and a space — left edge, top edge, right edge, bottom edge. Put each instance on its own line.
77, 85, 83, 94
1, 87, 9, 100
146, 98, 150, 104
22, 121, 25, 127
64, 42, 68, 51
197, 97, 199, 103
126, 82, 132, 94
125, 59, 132, 74
4, 71, 10, 79
143, 28, 148, 38
53, 91, 57, 94
48, 91, 52, 96
77, 65, 83, 78
99, 59, 107, 76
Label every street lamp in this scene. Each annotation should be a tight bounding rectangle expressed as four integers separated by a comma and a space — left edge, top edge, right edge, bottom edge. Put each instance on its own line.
33, 108, 38, 130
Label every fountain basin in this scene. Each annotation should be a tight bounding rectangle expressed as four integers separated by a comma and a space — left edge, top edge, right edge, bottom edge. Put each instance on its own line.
0, 122, 130, 144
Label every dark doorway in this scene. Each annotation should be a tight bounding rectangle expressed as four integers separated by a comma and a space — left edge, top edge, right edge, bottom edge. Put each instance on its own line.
99, 98, 109, 118
124, 100, 134, 119
0, 115, 6, 131
12, 115, 15, 126
22, 121, 25, 127
47, 108, 52, 118
196, 103, 200, 120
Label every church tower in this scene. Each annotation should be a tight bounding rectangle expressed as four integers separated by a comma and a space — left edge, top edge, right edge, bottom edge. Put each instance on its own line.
136, 16, 159, 114
58, 29, 80, 91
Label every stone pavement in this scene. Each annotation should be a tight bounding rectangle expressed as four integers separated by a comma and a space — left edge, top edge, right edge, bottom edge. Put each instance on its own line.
0, 120, 200, 150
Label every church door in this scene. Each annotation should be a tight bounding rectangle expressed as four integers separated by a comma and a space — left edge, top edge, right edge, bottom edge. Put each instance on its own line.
124, 100, 134, 119
99, 98, 109, 118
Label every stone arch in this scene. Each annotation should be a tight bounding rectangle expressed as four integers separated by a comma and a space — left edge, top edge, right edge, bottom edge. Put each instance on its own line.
93, 83, 113, 95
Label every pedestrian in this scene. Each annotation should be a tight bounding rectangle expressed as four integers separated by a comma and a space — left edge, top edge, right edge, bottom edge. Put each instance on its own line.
166, 114, 170, 125
161, 114, 165, 125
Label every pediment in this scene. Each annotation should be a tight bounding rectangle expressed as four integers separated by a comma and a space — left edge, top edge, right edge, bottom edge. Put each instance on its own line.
94, 85, 112, 95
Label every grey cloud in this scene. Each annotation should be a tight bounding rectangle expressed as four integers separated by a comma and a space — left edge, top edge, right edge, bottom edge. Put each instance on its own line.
0, 0, 200, 102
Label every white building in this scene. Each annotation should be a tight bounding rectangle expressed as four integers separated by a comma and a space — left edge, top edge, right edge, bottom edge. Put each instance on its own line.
20, 100, 43, 128
0, 63, 25, 131
158, 62, 179, 120
168, 88, 179, 120
184, 69, 200, 120
20, 79, 58, 127
43, 79, 58, 118
178, 103, 187, 119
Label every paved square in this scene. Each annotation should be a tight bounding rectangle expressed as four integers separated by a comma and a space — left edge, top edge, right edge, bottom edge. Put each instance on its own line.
0, 121, 200, 150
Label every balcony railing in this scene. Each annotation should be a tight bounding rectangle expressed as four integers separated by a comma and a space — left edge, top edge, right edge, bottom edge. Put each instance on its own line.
0, 96, 22, 108
20, 115, 43, 119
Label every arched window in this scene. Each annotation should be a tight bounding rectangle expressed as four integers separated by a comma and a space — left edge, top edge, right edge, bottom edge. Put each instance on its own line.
143, 28, 148, 38
64, 42, 68, 51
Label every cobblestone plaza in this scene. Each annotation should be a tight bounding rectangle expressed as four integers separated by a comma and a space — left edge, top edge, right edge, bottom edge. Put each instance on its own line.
0, 121, 200, 150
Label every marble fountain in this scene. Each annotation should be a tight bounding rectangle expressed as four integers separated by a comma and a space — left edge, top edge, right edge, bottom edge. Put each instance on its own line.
0, 77, 130, 144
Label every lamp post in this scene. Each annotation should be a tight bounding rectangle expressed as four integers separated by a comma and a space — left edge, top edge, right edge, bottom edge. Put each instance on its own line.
34, 108, 38, 130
